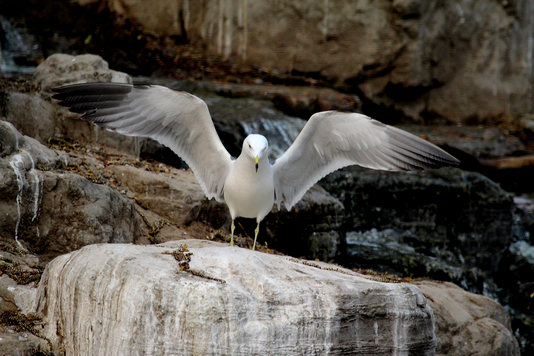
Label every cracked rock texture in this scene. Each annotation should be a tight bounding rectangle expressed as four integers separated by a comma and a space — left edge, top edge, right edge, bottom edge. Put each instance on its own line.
35, 240, 437, 355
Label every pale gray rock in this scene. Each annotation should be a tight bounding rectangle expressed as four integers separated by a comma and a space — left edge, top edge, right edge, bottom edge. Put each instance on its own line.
35, 240, 437, 355
0, 275, 38, 315
1, 93, 57, 144
33, 53, 131, 91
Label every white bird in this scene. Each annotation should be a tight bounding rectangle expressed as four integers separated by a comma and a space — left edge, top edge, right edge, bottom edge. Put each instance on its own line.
52, 83, 460, 250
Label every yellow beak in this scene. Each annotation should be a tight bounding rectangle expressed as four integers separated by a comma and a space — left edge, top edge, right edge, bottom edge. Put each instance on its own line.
254, 155, 259, 172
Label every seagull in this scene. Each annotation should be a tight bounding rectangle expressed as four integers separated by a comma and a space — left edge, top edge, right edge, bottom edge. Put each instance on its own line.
52, 83, 460, 250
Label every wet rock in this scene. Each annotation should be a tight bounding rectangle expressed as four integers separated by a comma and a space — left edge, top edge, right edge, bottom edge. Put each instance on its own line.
343, 229, 486, 292
415, 281, 520, 356
0, 121, 142, 261
35, 240, 437, 355
322, 167, 514, 274
262, 184, 344, 261
493, 199, 534, 352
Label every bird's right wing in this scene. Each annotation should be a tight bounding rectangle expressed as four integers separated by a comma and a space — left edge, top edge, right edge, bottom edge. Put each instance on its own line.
273, 111, 460, 210
53, 83, 232, 202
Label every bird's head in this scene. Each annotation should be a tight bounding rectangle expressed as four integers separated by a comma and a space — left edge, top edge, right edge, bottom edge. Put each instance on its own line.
243, 134, 268, 172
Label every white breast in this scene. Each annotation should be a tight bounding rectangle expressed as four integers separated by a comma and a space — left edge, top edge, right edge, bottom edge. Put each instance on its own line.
224, 156, 274, 222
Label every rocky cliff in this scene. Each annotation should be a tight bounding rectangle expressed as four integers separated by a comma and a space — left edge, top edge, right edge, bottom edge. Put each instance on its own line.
2, 0, 534, 125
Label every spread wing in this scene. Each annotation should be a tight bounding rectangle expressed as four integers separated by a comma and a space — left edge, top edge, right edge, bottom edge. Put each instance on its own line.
52, 83, 232, 202
273, 111, 460, 209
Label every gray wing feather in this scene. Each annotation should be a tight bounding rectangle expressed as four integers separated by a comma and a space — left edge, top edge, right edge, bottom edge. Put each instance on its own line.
53, 83, 232, 202
273, 111, 460, 210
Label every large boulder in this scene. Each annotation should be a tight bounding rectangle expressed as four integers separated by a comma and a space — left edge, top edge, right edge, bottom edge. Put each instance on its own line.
35, 240, 437, 355
32, 240, 520, 355
33, 53, 131, 91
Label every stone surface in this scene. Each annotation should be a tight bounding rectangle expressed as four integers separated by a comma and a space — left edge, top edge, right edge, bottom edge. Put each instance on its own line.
0, 120, 142, 261
109, 165, 208, 227
4, 1, 533, 123
0, 331, 45, 356
416, 281, 520, 356
0, 274, 38, 315
35, 240, 437, 355
262, 184, 344, 260
397, 124, 527, 160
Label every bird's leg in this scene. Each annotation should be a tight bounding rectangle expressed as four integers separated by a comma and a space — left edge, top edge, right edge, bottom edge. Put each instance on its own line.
229, 219, 235, 247
252, 222, 260, 251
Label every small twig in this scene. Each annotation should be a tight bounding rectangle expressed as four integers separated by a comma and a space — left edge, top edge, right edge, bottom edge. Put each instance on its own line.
288, 258, 405, 283
163, 245, 226, 284
136, 209, 171, 244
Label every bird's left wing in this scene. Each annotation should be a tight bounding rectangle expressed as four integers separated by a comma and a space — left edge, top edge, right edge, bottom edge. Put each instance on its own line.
272, 111, 460, 210
52, 83, 232, 202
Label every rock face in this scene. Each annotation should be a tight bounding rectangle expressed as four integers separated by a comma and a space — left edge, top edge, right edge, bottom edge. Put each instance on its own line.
321, 167, 514, 276
35, 240, 437, 355
96, 0, 533, 123
0, 120, 142, 260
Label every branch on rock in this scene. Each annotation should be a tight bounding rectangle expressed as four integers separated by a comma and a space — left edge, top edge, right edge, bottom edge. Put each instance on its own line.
163, 245, 226, 284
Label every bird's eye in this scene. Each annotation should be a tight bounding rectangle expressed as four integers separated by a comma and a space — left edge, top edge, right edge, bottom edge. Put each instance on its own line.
249, 144, 252, 149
